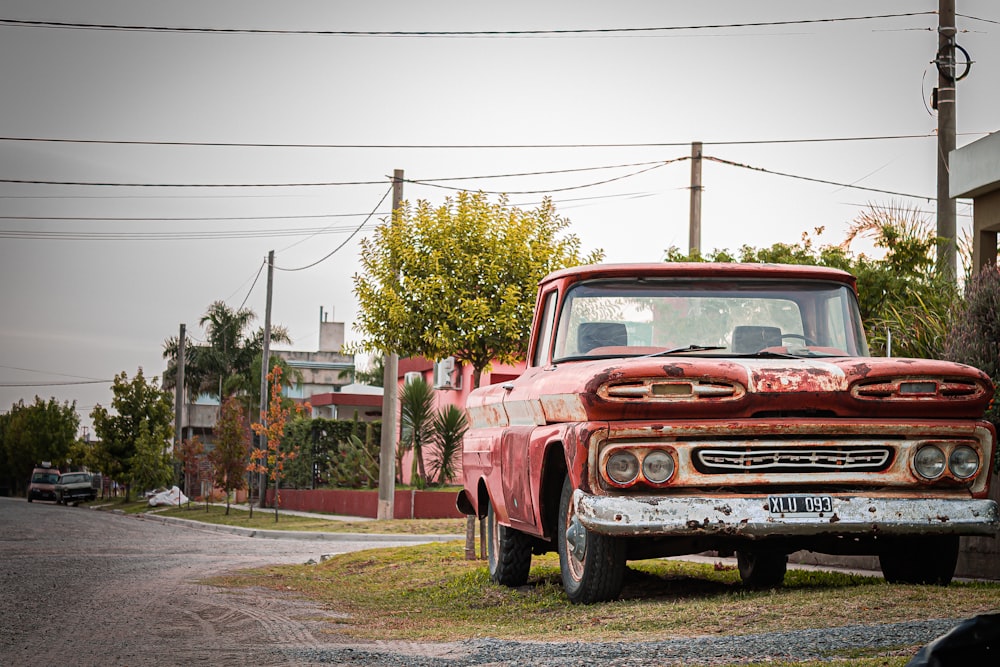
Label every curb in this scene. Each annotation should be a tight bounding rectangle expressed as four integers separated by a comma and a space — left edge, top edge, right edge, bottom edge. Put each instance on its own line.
137, 512, 460, 543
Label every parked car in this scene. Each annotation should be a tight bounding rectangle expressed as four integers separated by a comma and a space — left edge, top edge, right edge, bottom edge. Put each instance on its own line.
27, 464, 60, 502
55, 472, 97, 505
458, 262, 998, 603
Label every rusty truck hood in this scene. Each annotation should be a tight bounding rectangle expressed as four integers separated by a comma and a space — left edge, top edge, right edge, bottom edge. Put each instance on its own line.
467, 355, 994, 427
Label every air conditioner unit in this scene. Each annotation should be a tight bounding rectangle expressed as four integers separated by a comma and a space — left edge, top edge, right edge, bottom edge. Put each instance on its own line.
433, 357, 458, 389
403, 371, 423, 385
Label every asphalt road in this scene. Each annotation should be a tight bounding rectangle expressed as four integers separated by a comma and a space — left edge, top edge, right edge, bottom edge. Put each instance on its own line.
0, 496, 431, 666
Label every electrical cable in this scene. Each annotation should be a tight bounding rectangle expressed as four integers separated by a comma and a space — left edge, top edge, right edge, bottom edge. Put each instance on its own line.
0, 132, 948, 149
0, 177, 385, 188
233, 259, 266, 310
0, 12, 938, 37
409, 159, 682, 195
0, 379, 111, 387
274, 185, 393, 272
0, 365, 107, 381
703, 155, 930, 200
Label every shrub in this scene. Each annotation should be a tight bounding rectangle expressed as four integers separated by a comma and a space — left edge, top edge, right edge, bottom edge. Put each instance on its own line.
944, 264, 1000, 467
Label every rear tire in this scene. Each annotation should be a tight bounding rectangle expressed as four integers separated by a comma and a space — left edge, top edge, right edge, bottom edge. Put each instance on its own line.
557, 476, 625, 604
736, 550, 787, 589
879, 536, 959, 585
487, 500, 532, 587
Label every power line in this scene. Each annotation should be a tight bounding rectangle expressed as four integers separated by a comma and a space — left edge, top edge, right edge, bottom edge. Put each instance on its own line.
0, 132, 951, 149
0, 225, 372, 241
237, 259, 266, 311
410, 160, 683, 195
0, 379, 111, 387
956, 13, 1000, 25
0, 177, 386, 188
275, 186, 393, 272
0, 12, 937, 37
0, 212, 387, 222
704, 155, 930, 200
0, 365, 106, 381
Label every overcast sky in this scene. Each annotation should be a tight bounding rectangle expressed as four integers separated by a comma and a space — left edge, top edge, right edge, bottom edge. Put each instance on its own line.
1, 0, 997, 435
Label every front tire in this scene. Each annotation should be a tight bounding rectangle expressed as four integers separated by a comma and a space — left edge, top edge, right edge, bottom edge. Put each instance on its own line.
879, 536, 959, 585
557, 476, 625, 604
487, 499, 532, 587
737, 550, 788, 589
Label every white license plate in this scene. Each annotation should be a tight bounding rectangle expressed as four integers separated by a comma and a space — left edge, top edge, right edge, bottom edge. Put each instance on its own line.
768, 494, 834, 517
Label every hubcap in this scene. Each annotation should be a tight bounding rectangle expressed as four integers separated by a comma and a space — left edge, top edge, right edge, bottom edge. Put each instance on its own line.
566, 514, 587, 564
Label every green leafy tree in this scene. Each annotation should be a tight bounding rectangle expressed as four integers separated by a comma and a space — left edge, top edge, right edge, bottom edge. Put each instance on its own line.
944, 264, 1000, 468
91, 368, 174, 500
399, 376, 435, 487
353, 355, 384, 387
210, 397, 251, 514
130, 420, 174, 495
429, 404, 468, 486
665, 204, 956, 359
354, 191, 604, 388
0, 397, 79, 494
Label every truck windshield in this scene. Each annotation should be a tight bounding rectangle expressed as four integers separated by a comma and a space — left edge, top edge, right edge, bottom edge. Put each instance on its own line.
552, 277, 869, 362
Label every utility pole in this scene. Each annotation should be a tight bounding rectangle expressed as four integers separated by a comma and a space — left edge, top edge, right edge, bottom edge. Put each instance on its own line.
689, 141, 703, 256
173, 323, 185, 451
377, 170, 404, 520
258, 249, 275, 508
936, 0, 957, 282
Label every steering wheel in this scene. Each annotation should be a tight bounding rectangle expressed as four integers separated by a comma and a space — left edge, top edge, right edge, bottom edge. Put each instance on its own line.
781, 333, 818, 346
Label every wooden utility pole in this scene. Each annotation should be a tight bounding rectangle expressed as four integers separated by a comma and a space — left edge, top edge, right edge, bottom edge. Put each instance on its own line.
173, 323, 185, 451
937, 0, 957, 281
689, 141, 703, 255
258, 249, 274, 508
377, 170, 403, 520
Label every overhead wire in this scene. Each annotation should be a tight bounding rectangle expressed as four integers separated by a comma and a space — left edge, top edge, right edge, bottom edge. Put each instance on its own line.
0, 12, 938, 37
231, 259, 266, 310
0, 132, 951, 149
274, 185, 393, 272
703, 155, 931, 200
409, 159, 683, 195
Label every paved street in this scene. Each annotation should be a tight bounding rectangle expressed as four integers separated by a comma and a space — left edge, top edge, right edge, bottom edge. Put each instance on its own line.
0, 496, 429, 666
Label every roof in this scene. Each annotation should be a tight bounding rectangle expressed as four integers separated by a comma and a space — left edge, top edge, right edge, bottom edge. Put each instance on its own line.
540, 262, 857, 288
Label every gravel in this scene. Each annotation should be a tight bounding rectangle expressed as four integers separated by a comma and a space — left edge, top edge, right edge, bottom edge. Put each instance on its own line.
282, 618, 955, 666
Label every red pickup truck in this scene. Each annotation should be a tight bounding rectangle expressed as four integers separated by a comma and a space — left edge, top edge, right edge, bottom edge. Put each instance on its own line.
457, 262, 998, 603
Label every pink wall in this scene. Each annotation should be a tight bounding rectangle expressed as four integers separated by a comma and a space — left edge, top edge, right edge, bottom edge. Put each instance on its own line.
394, 358, 525, 485
268, 487, 464, 519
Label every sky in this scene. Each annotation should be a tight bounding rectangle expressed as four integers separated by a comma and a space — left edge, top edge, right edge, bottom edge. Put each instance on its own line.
1, 1, 998, 435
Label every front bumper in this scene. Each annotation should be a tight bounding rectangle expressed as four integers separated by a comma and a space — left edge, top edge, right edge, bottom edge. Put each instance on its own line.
574, 490, 999, 538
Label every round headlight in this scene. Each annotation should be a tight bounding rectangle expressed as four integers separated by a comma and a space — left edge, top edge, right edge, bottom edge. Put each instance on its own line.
914, 445, 946, 479
949, 446, 980, 479
642, 450, 675, 484
606, 451, 639, 485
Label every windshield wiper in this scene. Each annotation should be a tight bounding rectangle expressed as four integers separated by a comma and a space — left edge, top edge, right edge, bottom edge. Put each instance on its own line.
646, 345, 726, 357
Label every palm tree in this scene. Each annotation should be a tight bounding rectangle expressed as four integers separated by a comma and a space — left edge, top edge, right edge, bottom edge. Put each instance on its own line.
429, 404, 468, 485
163, 301, 293, 402
399, 376, 434, 487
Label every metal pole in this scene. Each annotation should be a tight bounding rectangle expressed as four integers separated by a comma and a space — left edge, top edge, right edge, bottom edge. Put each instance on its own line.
258, 250, 274, 508
377, 170, 403, 520
937, 0, 957, 282
689, 141, 702, 256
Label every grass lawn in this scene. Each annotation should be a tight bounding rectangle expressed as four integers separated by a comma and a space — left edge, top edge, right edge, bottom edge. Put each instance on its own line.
97, 498, 467, 534
213, 540, 1000, 666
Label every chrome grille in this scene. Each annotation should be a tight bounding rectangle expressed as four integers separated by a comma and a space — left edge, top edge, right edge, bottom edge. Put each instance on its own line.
694, 447, 892, 474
